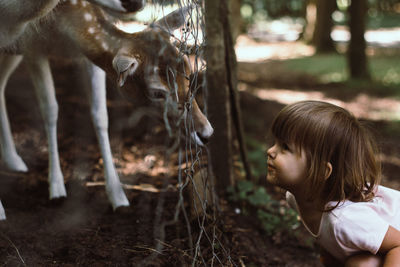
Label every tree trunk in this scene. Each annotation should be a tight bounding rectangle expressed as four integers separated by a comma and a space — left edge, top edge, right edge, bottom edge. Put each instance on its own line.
347, 0, 370, 79
313, 0, 337, 52
222, 0, 252, 184
205, 0, 234, 191
303, 0, 336, 52
205, 0, 252, 191
229, 0, 242, 43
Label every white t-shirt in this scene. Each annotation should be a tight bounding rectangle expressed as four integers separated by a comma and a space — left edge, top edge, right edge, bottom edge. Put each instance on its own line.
286, 185, 400, 262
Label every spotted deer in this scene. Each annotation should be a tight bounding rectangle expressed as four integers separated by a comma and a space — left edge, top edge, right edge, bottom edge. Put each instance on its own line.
0, 0, 145, 49
0, 0, 213, 220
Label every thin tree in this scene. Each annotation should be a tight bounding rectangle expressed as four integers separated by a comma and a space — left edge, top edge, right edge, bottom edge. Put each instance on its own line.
229, 0, 242, 43
303, 0, 337, 53
205, 0, 252, 191
347, 0, 370, 79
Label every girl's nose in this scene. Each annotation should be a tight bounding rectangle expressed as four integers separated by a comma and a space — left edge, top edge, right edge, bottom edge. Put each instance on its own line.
267, 145, 277, 159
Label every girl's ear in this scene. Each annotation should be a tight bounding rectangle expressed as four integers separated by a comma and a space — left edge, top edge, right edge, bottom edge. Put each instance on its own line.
325, 162, 332, 180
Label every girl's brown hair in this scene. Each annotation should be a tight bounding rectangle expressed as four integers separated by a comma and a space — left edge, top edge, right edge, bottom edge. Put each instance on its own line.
271, 100, 381, 208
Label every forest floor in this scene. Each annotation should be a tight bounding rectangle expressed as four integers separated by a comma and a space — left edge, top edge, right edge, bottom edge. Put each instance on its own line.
0, 37, 399, 266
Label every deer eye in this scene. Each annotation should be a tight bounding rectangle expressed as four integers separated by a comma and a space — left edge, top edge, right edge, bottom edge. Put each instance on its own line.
148, 88, 168, 100
152, 91, 165, 99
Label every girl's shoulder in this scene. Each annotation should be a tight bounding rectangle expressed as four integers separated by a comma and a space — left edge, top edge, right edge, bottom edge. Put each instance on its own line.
286, 187, 400, 260
326, 185, 400, 230
328, 185, 400, 209
319, 186, 399, 259
375, 184, 400, 198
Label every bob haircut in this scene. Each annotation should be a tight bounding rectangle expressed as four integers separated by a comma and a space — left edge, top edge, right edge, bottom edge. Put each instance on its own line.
271, 100, 381, 209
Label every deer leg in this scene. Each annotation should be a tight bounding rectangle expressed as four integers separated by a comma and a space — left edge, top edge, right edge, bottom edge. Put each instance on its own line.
0, 54, 28, 172
0, 200, 5, 220
24, 54, 66, 199
80, 60, 129, 209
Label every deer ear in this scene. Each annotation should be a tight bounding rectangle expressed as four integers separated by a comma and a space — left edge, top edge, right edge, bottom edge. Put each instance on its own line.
153, 5, 193, 32
112, 55, 139, 87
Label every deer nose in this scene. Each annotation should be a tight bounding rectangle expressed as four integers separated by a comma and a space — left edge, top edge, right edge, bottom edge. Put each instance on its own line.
196, 132, 209, 145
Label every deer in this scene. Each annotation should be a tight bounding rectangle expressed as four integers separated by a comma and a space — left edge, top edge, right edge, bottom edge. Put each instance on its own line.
0, 0, 145, 49
0, 0, 213, 220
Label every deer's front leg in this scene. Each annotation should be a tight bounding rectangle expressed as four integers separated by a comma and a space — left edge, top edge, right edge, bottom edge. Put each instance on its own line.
24, 54, 66, 199
0, 54, 28, 172
80, 60, 129, 209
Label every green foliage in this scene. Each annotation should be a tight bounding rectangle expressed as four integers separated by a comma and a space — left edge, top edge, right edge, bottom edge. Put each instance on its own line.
240, 0, 306, 30
283, 53, 400, 89
245, 136, 268, 178
368, 13, 400, 29
283, 54, 348, 83
242, 0, 306, 19
228, 180, 300, 236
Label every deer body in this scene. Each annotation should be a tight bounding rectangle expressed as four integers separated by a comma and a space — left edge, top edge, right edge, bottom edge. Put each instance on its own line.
0, 0, 145, 49
0, 0, 213, 220
0, 0, 59, 48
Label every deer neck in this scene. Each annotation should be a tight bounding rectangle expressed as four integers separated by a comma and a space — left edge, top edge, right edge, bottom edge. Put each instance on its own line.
59, 0, 134, 77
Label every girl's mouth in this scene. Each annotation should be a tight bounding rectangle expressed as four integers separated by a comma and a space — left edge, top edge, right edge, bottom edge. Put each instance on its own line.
267, 164, 276, 172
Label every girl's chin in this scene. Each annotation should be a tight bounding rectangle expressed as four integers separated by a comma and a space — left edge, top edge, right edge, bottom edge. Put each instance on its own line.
266, 174, 277, 184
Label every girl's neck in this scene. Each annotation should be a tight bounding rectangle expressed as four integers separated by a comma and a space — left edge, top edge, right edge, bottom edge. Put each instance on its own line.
292, 188, 325, 210
290, 188, 326, 236
298, 196, 321, 208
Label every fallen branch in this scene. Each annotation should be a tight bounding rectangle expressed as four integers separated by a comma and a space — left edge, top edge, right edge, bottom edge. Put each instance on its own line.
0, 232, 26, 266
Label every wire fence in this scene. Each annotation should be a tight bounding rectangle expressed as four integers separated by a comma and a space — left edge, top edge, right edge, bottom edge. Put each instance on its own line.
135, 1, 236, 265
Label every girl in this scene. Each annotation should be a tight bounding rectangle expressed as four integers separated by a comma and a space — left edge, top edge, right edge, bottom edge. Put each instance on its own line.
266, 100, 400, 266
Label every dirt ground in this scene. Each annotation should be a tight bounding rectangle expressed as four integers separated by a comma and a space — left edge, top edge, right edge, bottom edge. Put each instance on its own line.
0, 41, 399, 266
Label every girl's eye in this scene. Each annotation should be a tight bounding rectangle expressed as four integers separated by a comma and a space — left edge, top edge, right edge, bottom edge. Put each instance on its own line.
281, 143, 291, 151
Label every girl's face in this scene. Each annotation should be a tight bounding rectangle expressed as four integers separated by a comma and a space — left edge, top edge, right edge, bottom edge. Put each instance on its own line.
266, 141, 308, 191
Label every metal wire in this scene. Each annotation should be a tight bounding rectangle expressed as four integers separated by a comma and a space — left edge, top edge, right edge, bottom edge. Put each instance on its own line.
138, 1, 236, 265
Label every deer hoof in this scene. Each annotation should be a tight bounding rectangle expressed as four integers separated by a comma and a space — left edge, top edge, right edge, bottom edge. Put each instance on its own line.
49, 182, 67, 199
108, 187, 130, 210
0, 201, 6, 221
3, 153, 28, 172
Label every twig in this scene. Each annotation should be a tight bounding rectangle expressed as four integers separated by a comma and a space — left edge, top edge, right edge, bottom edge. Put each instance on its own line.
156, 239, 194, 260
239, 257, 246, 267
0, 232, 26, 266
124, 246, 164, 255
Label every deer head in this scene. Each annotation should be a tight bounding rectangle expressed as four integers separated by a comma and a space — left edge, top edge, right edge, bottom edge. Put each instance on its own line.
111, 6, 213, 145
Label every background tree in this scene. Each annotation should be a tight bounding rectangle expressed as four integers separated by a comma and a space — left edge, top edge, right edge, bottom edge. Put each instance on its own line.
303, 0, 337, 53
347, 0, 370, 79
302, 0, 317, 43
229, 0, 242, 43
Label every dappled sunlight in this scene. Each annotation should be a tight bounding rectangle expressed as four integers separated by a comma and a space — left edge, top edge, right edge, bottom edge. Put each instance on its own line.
235, 36, 315, 62
332, 26, 400, 47
85, 181, 173, 193
115, 21, 147, 33
116, 150, 170, 177
116, 21, 202, 46
246, 86, 400, 121
236, 26, 400, 63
